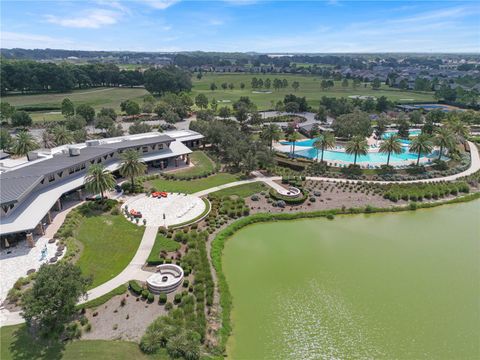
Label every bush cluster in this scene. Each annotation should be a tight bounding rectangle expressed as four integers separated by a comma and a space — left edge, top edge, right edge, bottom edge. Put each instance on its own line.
383, 181, 470, 202
129, 280, 143, 296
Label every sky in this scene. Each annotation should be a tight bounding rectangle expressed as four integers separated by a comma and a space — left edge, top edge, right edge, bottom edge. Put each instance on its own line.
1, 0, 479, 53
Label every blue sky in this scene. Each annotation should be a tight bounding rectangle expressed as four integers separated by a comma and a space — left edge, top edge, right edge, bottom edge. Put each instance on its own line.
1, 0, 479, 53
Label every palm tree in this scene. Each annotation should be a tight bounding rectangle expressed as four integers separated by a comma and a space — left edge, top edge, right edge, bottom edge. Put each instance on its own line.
287, 131, 301, 157
12, 131, 39, 156
119, 149, 147, 192
410, 134, 434, 166
434, 127, 455, 160
446, 119, 468, 144
345, 135, 368, 165
41, 131, 55, 149
379, 135, 402, 166
260, 124, 281, 150
52, 125, 74, 146
84, 164, 116, 199
313, 132, 336, 162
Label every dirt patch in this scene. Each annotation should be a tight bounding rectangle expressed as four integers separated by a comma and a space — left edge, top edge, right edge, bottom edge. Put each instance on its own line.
83, 290, 175, 342
248, 180, 399, 213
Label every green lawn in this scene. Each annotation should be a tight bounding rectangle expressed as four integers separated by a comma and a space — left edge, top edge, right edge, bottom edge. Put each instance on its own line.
1, 325, 167, 360
171, 151, 215, 178
148, 173, 241, 194
3, 87, 148, 122
193, 73, 435, 110
147, 234, 181, 264
75, 214, 144, 288
211, 181, 266, 198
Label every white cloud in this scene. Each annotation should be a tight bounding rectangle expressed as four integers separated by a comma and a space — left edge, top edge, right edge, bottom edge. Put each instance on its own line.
45, 9, 122, 28
1, 31, 75, 49
140, 0, 180, 10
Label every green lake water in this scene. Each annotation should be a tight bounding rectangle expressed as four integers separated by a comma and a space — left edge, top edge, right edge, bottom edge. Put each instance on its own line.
223, 201, 480, 359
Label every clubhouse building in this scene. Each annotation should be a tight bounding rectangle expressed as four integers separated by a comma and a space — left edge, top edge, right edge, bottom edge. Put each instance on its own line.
0, 130, 203, 245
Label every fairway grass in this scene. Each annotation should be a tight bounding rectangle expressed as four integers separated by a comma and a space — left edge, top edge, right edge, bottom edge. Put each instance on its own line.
75, 214, 144, 289
3, 87, 148, 122
211, 181, 266, 198
1, 325, 168, 360
193, 73, 435, 110
147, 173, 241, 194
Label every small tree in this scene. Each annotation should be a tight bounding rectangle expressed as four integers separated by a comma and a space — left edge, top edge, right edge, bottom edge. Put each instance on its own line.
76, 104, 95, 124
209, 82, 217, 91
22, 262, 91, 338
61, 98, 75, 117
0, 102, 15, 123
52, 125, 74, 145
11, 111, 33, 128
120, 100, 140, 117
292, 81, 300, 91
194, 94, 208, 109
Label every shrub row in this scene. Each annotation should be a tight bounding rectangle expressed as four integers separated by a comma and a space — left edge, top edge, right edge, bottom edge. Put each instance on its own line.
383, 181, 470, 202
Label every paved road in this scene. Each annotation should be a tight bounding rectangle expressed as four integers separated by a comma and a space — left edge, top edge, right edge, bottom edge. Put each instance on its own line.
2, 141, 478, 327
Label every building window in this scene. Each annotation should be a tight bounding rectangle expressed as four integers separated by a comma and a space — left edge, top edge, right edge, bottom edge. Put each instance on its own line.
158, 144, 164, 150
80, 163, 86, 170
142, 146, 148, 153
69, 167, 75, 174
97, 158, 101, 164
57, 171, 63, 178
109, 153, 114, 158
48, 174, 55, 182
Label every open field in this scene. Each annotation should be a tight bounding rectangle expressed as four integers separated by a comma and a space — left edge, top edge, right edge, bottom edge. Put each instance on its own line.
192, 73, 436, 110
75, 214, 144, 289
1, 325, 167, 360
148, 173, 241, 193
2, 87, 148, 122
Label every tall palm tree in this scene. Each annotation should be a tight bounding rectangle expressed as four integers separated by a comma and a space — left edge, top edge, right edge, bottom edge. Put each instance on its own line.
119, 149, 147, 191
379, 135, 402, 166
410, 133, 434, 166
12, 131, 39, 156
345, 135, 368, 165
434, 127, 455, 160
260, 124, 281, 150
313, 132, 336, 162
446, 119, 468, 144
52, 125, 74, 146
287, 131, 301, 157
84, 164, 115, 199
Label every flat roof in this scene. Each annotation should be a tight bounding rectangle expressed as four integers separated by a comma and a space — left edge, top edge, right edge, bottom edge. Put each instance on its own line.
0, 134, 174, 205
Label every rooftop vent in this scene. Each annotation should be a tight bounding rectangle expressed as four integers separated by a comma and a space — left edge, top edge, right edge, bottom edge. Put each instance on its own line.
86, 140, 101, 147
68, 147, 81, 157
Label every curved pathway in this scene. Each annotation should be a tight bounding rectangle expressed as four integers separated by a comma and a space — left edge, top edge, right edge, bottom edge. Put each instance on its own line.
2, 142, 478, 327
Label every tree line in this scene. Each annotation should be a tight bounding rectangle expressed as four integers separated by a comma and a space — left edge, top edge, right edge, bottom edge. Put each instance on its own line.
1, 61, 192, 95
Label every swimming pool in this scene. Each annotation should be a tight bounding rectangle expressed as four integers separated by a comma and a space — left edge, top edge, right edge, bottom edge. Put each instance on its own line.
382, 129, 421, 139
293, 147, 438, 164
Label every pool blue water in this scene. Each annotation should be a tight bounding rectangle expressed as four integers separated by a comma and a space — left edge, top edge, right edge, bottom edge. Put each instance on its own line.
280, 129, 438, 163
293, 147, 438, 164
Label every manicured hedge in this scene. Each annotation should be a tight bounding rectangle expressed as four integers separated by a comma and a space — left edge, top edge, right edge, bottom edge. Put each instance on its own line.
383, 181, 470, 202
129, 280, 143, 296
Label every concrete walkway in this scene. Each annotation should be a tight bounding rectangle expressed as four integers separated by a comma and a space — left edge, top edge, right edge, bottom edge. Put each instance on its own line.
2, 141, 478, 327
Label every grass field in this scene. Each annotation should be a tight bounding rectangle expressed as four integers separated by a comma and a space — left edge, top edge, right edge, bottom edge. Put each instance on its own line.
75, 214, 144, 288
147, 234, 181, 264
210, 181, 266, 198
148, 173, 241, 194
3, 87, 148, 122
170, 151, 216, 178
192, 73, 435, 110
1, 325, 167, 360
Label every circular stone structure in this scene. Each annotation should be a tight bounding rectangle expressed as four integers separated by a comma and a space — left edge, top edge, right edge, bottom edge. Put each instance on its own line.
146, 264, 184, 294
122, 193, 207, 227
